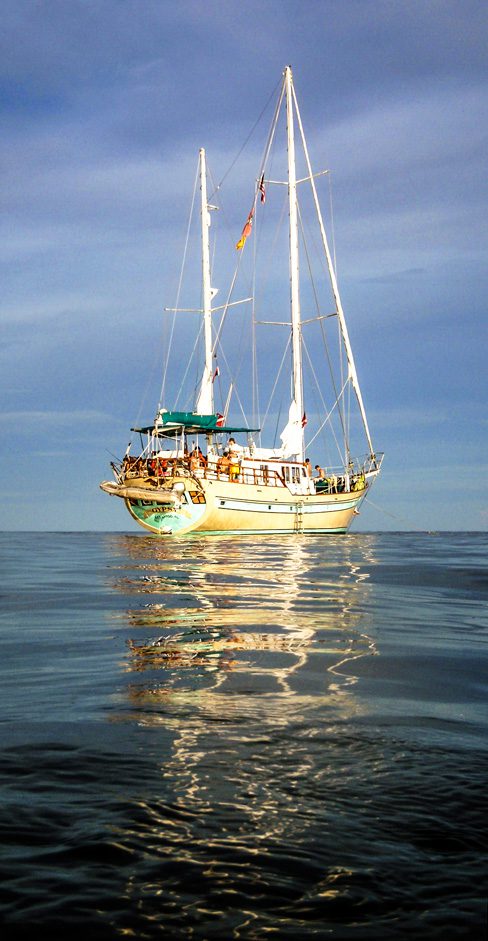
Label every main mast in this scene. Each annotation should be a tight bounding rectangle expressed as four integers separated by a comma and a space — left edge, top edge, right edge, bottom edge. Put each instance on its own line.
196, 147, 214, 414
285, 66, 304, 462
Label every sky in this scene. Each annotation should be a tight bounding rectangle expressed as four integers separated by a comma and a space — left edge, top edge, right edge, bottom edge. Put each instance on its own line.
1, 0, 487, 532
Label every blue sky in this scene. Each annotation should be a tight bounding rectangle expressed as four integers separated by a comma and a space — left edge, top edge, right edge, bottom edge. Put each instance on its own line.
1, 0, 487, 532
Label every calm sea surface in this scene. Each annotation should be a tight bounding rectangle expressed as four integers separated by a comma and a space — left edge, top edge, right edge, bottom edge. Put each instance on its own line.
0, 531, 487, 939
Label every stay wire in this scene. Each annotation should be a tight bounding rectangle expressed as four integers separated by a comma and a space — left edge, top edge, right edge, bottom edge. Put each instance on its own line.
159, 155, 200, 409
208, 76, 282, 202
364, 495, 419, 530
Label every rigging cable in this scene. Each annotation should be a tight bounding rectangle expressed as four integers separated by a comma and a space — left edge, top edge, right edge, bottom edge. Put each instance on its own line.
208, 76, 282, 202
364, 496, 420, 531
260, 334, 292, 433
174, 320, 204, 409
296, 200, 349, 452
301, 336, 345, 461
328, 171, 338, 286
159, 155, 199, 409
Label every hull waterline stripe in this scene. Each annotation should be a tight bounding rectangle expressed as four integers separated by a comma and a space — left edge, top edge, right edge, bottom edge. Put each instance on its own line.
214, 497, 360, 514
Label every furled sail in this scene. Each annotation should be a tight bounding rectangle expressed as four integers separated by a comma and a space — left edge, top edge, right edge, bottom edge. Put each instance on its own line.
280, 400, 303, 458
196, 366, 213, 415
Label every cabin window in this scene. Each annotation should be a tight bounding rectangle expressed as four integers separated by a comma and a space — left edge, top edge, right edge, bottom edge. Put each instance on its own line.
189, 491, 205, 505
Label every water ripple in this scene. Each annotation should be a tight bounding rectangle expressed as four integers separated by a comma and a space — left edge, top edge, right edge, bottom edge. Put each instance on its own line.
1, 532, 487, 938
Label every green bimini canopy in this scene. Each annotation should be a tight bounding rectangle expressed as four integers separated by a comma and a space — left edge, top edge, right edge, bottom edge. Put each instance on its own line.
132, 411, 260, 435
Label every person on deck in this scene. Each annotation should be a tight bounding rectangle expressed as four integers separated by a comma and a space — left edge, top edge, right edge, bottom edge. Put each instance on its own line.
190, 446, 206, 472
226, 437, 242, 457
225, 439, 241, 480
217, 451, 231, 476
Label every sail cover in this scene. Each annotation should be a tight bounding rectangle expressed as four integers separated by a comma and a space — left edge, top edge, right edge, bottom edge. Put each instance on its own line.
132, 410, 259, 435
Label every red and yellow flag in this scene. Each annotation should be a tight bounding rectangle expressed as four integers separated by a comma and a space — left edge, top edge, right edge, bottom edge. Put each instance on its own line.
236, 208, 254, 250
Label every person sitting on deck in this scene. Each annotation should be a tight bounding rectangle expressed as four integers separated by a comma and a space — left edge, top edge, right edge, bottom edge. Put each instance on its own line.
156, 459, 168, 477
190, 446, 206, 472
217, 451, 231, 476
314, 465, 326, 479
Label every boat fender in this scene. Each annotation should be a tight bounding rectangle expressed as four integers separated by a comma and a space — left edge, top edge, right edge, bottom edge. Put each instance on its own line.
172, 481, 186, 507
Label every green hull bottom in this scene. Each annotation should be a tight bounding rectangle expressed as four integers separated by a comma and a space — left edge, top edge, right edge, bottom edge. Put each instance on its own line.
125, 498, 207, 534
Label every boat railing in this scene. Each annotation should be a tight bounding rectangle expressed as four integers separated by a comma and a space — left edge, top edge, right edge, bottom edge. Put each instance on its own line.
115, 457, 287, 489
314, 474, 364, 495
114, 453, 382, 492
313, 453, 384, 494
197, 459, 286, 488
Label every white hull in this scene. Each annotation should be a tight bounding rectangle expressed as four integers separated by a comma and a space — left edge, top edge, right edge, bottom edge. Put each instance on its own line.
100, 473, 372, 536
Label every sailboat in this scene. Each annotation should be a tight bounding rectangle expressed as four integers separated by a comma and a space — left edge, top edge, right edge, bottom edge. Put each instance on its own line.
100, 66, 383, 535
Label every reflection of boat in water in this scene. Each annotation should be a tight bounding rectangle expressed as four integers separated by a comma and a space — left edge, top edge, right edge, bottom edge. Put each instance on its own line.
127, 625, 317, 672
105, 534, 380, 721
100, 66, 383, 536
101, 533, 384, 931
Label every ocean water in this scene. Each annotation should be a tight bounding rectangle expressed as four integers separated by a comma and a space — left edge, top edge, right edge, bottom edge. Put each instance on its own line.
0, 531, 486, 940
